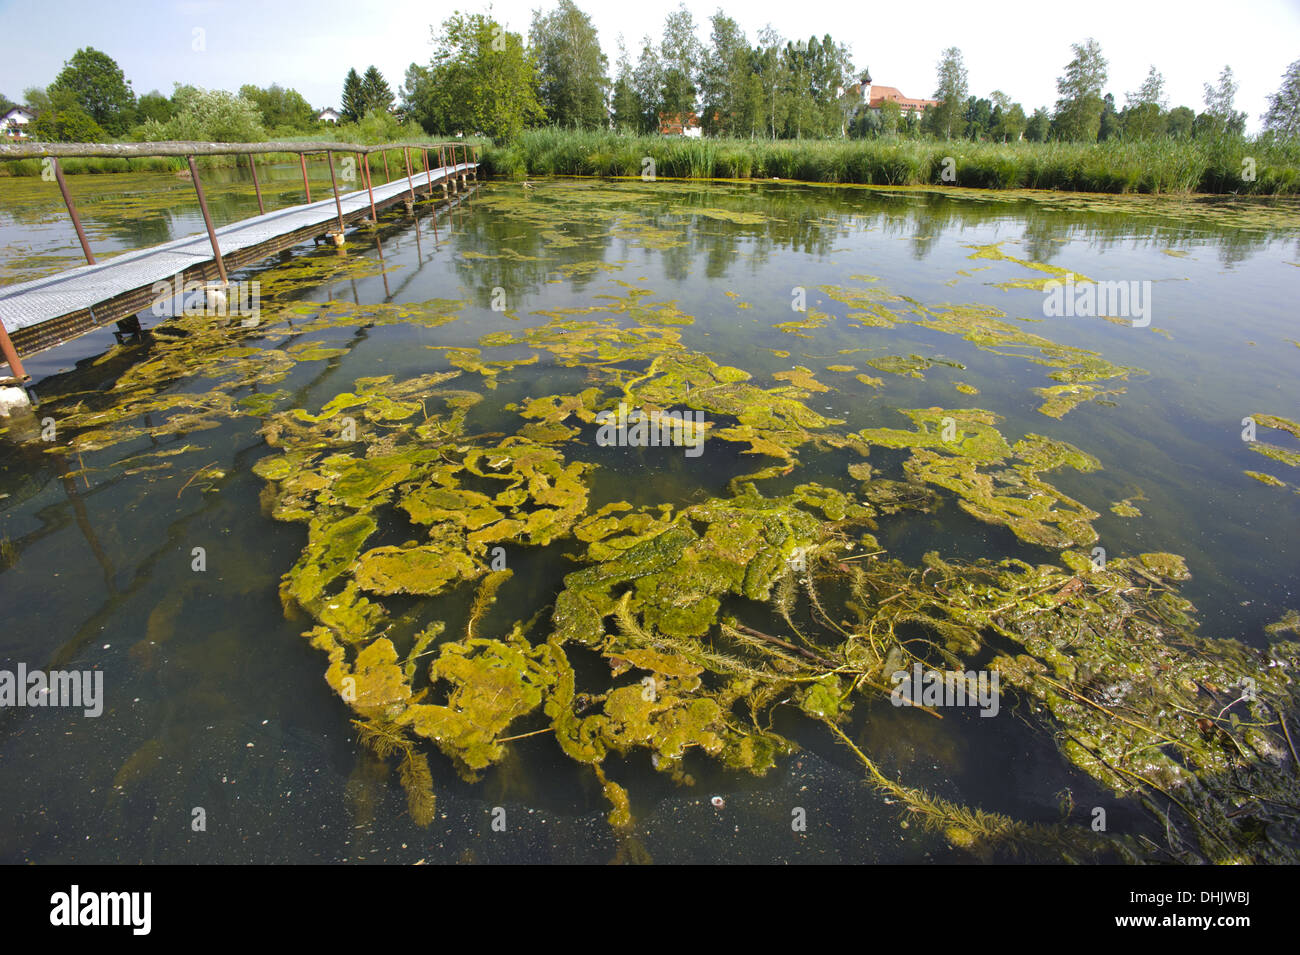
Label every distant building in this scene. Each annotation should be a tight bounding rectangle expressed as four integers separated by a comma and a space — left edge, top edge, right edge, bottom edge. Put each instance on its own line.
2, 107, 36, 138
317, 108, 340, 124
845, 73, 939, 117
658, 111, 702, 138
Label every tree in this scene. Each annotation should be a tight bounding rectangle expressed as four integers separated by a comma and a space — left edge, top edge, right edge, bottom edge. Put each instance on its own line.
699, 12, 750, 136
1199, 65, 1245, 138
811, 35, 855, 137
849, 105, 881, 139
879, 99, 901, 136
530, 0, 608, 129
1052, 38, 1107, 141
30, 93, 106, 142
135, 90, 174, 125
962, 96, 992, 140
239, 84, 314, 130
399, 63, 433, 128
23, 87, 51, 113
1122, 65, 1166, 139
341, 69, 364, 122
660, 3, 702, 107
610, 37, 641, 131
927, 47, 968, 139
1024, 106, 1051, 142
1098, 93, 1121, 140
661, 3, 703, 114
1165, 106, 1195, 138
138, 86, 265, 142
631, 35, 663, 132
48, 47, 135, 136
361, 66, 394, 116
989, 93, 1026, 141
1263, 58, 1300, 138
421, 12, 544, 141
753, 25, 788, 139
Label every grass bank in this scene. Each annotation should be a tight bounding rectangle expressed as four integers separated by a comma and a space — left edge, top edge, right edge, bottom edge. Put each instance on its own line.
482, 129, 1300, 195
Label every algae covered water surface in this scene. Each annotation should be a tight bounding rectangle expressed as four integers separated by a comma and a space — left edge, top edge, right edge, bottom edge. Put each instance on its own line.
1, 177, 1299, 864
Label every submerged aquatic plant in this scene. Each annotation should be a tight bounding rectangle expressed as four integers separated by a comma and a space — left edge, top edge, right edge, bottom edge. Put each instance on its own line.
244, 331, 1300, 862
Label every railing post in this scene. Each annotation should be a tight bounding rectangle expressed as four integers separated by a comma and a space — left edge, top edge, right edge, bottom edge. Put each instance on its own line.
423, 149, 433, 196
52, 158, 96, 265
0, 322, 28, 381
299, 152, 312, 203
187, 156, 228, 285
360, 151, 377, 223
248, 153, 264, 215
438, 145, 449, 198
326, 151, 345, 240
445, 145, 457, 194
403, 147, 416, 204
382, 150, 390, 184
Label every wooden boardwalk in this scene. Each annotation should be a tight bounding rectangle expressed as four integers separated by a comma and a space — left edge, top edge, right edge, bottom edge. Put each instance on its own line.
0, 140, 477, 372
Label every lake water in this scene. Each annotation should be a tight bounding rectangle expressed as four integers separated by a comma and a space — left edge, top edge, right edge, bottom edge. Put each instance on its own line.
1, 172, 1297, 863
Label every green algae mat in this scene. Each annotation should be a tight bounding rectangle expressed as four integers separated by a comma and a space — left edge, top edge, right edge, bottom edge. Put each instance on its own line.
2, 176, 1298, 864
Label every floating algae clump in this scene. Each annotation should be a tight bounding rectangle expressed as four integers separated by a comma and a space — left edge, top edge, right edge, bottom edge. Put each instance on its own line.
967, 241, 1096, 290
1245, 470, 1288, 488
1247, 414, 1300, 472
853, 409, 1101, 549
774, 310, 835, 337
1034, 382, 1125, 419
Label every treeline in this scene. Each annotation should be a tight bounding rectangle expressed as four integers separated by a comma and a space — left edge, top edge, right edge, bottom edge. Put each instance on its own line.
6, 4, 1299, 157
395, 2, 1300, 146
3, 48, 416, 145
398, 3, 858, 141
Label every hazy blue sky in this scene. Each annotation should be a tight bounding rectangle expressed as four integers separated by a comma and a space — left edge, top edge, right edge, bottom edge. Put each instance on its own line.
1, 0, 1297, 131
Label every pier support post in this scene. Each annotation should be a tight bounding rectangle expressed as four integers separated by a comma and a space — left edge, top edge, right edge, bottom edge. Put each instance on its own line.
248, 153, 264, 215
299, 153, 312, 203
52, 158, 96, 265
360, 151, 377, 224
187, 156, 228, 285
403, 147, 416, 205
326, 151, 345, 242
0, 321, 28, 382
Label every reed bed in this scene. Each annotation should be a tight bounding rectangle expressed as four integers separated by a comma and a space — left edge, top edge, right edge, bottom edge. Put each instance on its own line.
481, 128, 1300, 195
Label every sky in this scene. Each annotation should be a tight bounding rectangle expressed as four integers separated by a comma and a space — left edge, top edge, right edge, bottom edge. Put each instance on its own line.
1, 0, 1297, 132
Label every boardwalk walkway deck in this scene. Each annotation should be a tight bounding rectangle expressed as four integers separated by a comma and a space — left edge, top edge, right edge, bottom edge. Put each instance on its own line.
0, 160, 476, 360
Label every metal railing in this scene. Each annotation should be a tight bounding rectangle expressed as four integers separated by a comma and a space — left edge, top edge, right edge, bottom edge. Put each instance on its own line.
0, 139, 481, 380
